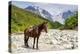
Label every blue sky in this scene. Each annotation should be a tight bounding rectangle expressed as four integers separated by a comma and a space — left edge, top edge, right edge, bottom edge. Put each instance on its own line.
12, 1, 78, 16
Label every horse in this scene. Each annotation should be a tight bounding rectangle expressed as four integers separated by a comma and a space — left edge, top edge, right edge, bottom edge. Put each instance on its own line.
24, 22, 48, 49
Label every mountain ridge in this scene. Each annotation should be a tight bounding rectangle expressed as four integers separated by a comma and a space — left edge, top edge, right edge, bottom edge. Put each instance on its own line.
11, 5, 56, 33
25, 5, 76, 24
25, 5, 53, 22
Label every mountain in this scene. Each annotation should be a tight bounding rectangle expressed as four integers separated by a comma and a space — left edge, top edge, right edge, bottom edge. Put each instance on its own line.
25, 5, 76, 24
53, 13, 65, 24
53, 10, 75, 24
10, 5, 56, 33
62, 10, 74, 19
25, 5, 53, 21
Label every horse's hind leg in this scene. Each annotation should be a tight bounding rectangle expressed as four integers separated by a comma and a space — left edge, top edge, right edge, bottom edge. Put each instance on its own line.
26, 36, 29, 47
24, 35, 29, 47
24, 34, 26, 46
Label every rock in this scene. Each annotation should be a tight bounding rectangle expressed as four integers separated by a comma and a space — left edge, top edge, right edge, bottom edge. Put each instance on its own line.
10, 29, 78, 53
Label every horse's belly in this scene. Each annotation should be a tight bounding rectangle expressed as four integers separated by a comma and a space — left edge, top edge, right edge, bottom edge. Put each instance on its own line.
26, 30, 39, 38
29, 33, 38, 38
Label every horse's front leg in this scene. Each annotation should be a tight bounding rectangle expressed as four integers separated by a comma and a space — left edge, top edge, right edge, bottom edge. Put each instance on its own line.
33, 37, 36, 49
36, 37, 39, 49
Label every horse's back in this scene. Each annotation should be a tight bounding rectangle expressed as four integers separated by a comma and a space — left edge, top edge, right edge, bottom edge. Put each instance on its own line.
24, 26, 39, 37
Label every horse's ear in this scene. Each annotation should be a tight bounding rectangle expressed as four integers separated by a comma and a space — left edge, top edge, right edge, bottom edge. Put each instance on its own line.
42, 22, 48, 25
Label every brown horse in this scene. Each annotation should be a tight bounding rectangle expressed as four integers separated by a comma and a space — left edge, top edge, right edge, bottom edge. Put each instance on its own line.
24, 22, 48, 49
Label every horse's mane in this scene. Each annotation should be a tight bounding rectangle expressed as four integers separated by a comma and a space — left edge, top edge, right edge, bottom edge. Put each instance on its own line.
38, 22, 47, 28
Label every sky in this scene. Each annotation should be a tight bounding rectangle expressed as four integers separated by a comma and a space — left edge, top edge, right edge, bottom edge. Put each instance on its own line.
12, 1, 78, 15
12, 1, 78, 16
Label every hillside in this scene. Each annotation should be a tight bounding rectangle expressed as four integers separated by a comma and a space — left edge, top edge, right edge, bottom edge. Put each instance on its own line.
11, 5, 55, 33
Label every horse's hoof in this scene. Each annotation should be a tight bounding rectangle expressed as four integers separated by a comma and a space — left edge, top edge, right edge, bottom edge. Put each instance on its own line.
36, 48, 39, 50
25, 45, 29, 48
27, 46, 29, 48
33, 47, 35, 49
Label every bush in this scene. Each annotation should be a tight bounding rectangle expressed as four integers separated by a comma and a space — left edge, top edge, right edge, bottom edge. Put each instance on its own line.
64, 12, 78, 29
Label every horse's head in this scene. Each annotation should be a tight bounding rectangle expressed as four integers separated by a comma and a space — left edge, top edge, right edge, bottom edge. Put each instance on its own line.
42, 22, 48, 33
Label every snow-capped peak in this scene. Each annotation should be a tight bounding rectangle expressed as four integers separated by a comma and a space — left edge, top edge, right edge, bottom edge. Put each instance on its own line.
25, 5, 75, 24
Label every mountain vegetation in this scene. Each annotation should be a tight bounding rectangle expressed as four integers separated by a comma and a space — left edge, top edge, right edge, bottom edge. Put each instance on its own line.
64, 11, 78, 29
11, 5, 55, 33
